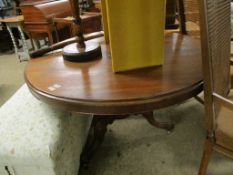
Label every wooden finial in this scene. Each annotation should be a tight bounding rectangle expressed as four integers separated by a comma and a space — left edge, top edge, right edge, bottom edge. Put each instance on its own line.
62, 0, 101, 62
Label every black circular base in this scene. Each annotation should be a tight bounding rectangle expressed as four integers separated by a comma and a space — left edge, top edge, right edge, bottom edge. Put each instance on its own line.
62, 41, 101, 62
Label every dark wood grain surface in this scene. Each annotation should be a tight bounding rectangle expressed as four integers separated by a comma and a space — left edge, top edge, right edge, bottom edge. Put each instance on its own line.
25, 32, 203, 115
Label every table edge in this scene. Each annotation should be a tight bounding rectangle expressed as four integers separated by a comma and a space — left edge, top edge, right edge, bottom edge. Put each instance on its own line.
25, 75, 203, 115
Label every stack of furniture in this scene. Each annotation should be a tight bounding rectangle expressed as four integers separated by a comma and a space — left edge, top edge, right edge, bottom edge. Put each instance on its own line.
53, 12, 102, 38
19, 0, 102, 49
20, 0, 72, 49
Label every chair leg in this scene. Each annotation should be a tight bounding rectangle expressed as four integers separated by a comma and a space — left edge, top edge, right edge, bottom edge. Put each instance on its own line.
198, 139, 213, 175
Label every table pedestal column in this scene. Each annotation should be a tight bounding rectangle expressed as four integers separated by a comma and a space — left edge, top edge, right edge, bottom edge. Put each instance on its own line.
81, 112, 174, 167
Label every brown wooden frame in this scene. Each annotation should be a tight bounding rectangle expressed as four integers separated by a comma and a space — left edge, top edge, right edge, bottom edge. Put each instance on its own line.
198, 0, 233, 174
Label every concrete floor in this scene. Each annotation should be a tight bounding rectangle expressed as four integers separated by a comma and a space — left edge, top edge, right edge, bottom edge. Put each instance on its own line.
0, 53, 27, 106
1, 53, 233, 175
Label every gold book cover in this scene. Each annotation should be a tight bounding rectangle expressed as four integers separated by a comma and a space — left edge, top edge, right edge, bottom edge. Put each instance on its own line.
101, 0, 166, 72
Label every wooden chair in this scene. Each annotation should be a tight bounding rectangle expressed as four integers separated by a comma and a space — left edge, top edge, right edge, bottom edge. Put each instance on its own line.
177, 0, 200, 35
198, 0, 233, 174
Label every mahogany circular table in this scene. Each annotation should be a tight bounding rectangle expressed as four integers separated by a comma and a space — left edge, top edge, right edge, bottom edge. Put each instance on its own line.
24, 32, 203, 163
25, 32, 203, 115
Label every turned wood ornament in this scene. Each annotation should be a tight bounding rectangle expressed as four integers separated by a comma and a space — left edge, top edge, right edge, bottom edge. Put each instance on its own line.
62, 0, 101, 62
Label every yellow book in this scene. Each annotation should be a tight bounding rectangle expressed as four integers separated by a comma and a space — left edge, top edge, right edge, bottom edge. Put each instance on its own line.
102, 0, 166, 72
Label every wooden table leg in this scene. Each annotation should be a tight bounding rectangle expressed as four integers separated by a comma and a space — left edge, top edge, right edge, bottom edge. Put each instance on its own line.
176, 0, 187, 34
80, 115, 117, 167
142, 111, 174, 131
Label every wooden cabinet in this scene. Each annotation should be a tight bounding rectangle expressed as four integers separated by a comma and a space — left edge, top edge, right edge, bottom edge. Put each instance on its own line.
82, 13, 102, 34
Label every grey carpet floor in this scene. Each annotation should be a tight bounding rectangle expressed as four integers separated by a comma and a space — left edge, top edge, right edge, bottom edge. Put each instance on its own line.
0, 53, 27, 106
1, 53, 233, 175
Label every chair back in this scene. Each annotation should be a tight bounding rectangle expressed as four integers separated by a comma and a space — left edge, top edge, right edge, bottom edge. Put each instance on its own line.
199, 0, 231, 132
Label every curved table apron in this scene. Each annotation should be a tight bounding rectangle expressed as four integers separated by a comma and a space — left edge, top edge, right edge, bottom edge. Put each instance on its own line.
25, 33, 203, 115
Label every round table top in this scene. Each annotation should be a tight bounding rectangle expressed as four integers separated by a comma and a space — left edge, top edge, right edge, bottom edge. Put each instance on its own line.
25, 32, 203, 115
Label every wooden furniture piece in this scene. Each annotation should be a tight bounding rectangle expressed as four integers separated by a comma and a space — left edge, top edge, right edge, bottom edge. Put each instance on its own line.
176, 0, 187, 34
76, 12, 102, 34
25, 32, 203, 163
166, 0, 195, 34
20, 0, 72, 48
183, 0, 199, 24
91, 0, 101, 11
29, 31, 104, 58
20, 0, 101, 49
92, 0, 180, 30
166, 0, 178, 29
198, 0, 233, 174
61, 0, 101, 62
0, 15, 29, 61
53, 12, 102, 37
177, 0, 200, 34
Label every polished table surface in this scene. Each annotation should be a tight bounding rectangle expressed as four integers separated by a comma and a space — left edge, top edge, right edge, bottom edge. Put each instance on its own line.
25, 32, 203, 115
